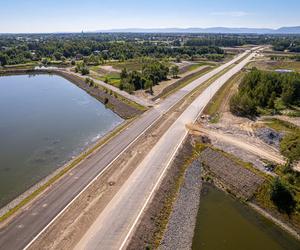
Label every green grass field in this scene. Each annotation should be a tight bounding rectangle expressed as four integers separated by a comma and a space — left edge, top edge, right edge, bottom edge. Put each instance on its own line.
263, 118, 299, 134
108, 59, 143, 71
90, 70, 121, 88
249, 60, 300, 72
202, 70, 244, 123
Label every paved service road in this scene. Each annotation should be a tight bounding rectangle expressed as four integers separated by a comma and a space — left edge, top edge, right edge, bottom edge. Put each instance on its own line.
75, 50, 259, 250
0, 50, 252, 250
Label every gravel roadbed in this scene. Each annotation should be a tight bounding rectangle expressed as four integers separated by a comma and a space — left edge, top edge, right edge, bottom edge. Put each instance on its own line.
159, 160, 202, 250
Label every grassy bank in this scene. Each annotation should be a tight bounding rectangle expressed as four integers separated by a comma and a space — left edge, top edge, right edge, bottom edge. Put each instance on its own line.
248, 60, 300, 72
90, 71, 121, 88
51, 71, 146, 119
203, 72, 244, 123
156, 66, 213, 100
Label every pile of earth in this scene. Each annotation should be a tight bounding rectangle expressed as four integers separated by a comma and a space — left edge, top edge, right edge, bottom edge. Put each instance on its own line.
255, 127, 284, 149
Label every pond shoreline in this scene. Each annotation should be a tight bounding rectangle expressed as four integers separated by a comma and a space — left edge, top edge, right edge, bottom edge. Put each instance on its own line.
192, 183, 300, 249
0, 118, 130, 226
0, 72, 133, 224
198, 146, 300, 242
154, 141, 300, 249
0, 68, 143, 119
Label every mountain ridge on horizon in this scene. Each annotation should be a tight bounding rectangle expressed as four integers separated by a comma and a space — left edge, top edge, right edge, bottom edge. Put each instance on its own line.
95, 26, 300, 34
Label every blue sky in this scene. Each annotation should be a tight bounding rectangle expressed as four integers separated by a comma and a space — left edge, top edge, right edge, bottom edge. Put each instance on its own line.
0, 0, 299, 33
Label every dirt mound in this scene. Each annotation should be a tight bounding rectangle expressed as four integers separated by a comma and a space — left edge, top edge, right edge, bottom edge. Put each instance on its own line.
255, 127, 284, 149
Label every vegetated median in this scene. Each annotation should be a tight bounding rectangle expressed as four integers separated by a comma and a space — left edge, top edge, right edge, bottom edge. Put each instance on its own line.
204, 71, 244, 122
152, 66, 212, 101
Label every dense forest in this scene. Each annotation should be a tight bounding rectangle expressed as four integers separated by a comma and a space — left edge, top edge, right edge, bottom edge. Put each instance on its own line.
272, 37, 300, 52
230, 69, 300, 117
185, 35, 268, 47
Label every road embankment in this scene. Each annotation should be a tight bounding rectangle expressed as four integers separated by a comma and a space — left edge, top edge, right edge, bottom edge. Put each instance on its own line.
199, 147, 265, 200
159, 159, 201, 250
152, 66, 211, 101
127, 135, 198, 249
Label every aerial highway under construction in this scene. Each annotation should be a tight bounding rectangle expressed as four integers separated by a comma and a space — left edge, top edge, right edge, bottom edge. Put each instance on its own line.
0, 47, 260, 250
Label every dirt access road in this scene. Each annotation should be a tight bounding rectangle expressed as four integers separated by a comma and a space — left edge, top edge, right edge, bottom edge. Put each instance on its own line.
189, 125, 285, 165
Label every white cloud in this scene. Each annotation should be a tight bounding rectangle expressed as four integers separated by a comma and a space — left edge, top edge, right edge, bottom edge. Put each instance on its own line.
211, 11, 250, 17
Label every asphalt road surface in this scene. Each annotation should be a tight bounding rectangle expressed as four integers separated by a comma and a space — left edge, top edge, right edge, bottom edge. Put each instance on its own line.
74, 50, 259, 250
0, 50, 252, 250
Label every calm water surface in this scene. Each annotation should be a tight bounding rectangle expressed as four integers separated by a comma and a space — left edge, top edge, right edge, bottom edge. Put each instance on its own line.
192, 184, 300, 250
0, 74, 123, 208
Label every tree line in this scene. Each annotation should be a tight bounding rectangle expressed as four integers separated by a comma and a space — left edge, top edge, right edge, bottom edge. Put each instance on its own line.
272, 37, 300, 52
119, 59, 170, 94
0, 34, 225, 66
230, 69, 300, 117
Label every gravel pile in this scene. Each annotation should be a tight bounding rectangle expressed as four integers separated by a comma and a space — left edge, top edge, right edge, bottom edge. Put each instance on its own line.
255, 127, 284, 148
159, 160, 201, 250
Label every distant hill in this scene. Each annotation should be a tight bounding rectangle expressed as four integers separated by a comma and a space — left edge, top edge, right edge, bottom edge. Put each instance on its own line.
96, 26, 300, 34
275, 26, 300, 34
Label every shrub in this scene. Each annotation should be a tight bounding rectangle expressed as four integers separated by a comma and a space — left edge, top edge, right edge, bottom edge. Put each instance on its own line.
104, 97, 109, 105
270, 178, 296, 215
280, 133, 300, 163
89, 80, 94, 87
75, 62, 89, 75
230, 92, 257, 117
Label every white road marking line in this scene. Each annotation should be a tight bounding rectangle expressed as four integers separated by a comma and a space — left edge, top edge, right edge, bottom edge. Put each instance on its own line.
23, 51, 251, 250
